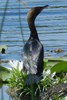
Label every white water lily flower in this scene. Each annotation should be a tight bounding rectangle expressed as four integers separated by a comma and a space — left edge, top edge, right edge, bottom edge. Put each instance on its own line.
51, 72, 56, 78
9, 60, 23, 71
43, 69, 51, 79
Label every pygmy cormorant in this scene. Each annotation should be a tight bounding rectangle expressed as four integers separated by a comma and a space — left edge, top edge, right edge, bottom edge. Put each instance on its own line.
23, 5, 48, 76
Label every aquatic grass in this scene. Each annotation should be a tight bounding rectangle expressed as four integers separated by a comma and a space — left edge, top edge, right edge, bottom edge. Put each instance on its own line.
7, 63, 57, 100
8, 60, 26, 90
8, 60, 37, 100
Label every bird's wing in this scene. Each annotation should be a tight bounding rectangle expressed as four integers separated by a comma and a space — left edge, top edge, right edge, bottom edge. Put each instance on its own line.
23, 39, 42, 74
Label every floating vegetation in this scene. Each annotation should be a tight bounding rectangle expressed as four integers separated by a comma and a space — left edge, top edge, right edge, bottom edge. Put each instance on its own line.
47, 48, 64, 54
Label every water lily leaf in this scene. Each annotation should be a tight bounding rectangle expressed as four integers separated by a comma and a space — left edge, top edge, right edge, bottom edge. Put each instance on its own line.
44, 59, 59, 68
0, 66, 10, 81
46, 57, 67, 62
0, 71, 11, 81
51, 61, 67, 73
44, 59, 48, 68
0, 66, 10, 72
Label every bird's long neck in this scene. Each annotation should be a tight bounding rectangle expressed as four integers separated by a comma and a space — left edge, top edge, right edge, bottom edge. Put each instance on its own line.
28, 20, 39, 40
27, 5, 48, 40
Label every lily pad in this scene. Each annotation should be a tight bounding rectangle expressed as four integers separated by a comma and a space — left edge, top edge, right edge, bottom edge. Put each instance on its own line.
0, 66, 10, 81
0, 66, 10, 72
51, 61, 67, 73
44, 57, 67, 69
47, 57, 67, 62
0, 71, 10, 81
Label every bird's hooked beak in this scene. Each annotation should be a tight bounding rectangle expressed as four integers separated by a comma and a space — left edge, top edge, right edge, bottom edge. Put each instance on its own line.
42, 5, 49, 10
37, 5, 48, 14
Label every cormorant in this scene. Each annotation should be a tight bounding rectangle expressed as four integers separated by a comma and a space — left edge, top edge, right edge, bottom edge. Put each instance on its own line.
23, 5, 48, 77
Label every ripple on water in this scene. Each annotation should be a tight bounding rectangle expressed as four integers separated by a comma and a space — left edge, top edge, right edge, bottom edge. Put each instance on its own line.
0, 0, 67, 60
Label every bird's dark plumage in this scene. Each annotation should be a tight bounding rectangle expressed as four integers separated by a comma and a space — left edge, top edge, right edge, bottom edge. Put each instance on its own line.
23, 5, 48, 76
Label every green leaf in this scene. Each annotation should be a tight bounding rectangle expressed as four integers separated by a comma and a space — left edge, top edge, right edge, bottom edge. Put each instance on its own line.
44, 57, 67, 69
0, 79, 3, 88
0, 71, 11, 81
0, 66, 10, 81
51, 61, 67, 73
0, 66, 10, 72
0, 82, 3, 88
47, 57, 67, 62
44, 59, 48, 68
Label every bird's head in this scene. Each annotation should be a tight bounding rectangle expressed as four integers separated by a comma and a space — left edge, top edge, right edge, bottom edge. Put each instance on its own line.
27, 5, 48, 23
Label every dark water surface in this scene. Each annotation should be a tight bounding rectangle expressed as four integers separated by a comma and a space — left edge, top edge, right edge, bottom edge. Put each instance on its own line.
0, 0, 67, 60
0, 0, 67, 100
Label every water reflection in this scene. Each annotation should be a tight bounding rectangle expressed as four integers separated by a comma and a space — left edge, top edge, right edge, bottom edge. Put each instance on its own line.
0, 85, 12, 100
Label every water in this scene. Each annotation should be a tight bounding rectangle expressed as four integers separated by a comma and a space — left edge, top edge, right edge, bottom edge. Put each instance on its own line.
0, 0, 67, 100
0, 0, 67, 60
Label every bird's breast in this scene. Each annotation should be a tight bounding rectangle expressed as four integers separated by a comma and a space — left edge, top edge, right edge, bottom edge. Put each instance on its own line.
23, 39, 42, 59
23, 39, 43, 74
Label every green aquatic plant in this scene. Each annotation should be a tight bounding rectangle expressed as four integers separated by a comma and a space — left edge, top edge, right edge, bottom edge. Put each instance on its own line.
51, 61, 67, 73
0, 59, 67, 100
0, 65, 10, 82
8, 60, 26, 89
